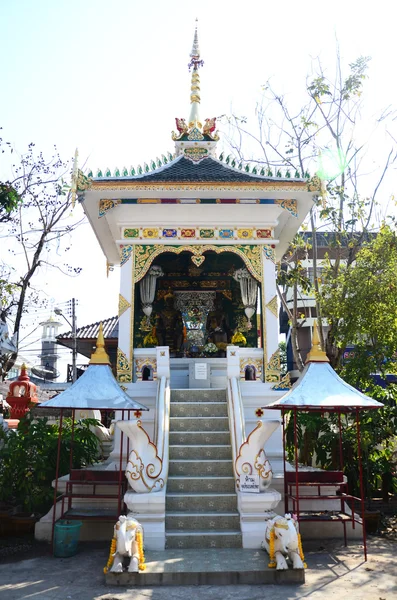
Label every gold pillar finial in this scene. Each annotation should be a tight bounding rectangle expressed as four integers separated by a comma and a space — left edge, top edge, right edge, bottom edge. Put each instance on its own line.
305, 322, 329, 363
90, 322, 110, 365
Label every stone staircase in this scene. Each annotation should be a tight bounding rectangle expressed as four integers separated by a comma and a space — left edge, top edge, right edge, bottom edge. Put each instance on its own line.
166, 388, 242, 549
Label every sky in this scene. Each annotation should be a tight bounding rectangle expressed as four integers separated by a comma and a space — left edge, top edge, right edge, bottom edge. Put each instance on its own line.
0, 0, 396, 377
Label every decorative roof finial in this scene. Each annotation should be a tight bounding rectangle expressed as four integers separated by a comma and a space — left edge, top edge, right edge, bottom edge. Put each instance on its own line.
171, 21, 219, 150
305, 322, 329, 363
188, 19, 204, 126
90, 322, 110, 365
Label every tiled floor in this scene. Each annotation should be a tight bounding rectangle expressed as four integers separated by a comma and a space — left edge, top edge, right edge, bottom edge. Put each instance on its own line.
143, 548, 267, 573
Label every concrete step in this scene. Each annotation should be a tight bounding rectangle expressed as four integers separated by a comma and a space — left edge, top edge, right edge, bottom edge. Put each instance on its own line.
169, 445, 232, 460
165, 530, 242, 549
170, 402, 228, 418
169, 431, 231, 446
165, 512, 240, 531
166, 493, 237, 513
169, 417, 229, 432
168, 459, 233, 477
171, 389, 227, 403
105, 548, 305, 585
167, 476, 236, 494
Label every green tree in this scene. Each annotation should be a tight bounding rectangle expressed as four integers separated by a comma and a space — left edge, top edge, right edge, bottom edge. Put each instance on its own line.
222, 52, 396, 370
0, 137, 84, 379
322, 226, 397, 383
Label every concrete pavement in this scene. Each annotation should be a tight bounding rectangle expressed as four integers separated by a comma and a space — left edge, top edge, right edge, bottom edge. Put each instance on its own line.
0, 537, 396, 599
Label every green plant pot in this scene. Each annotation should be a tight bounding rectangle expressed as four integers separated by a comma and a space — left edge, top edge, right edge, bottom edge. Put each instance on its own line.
364, 510, 381, 534
10, 514, 38, 535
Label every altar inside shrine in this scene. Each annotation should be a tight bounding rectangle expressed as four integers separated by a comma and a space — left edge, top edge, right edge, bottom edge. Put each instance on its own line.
134, 251, 260, 357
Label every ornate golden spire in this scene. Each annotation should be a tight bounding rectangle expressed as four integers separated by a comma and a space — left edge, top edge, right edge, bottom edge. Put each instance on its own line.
171, 21, 219, 148
89, 322, 110, 365
188, 19, 204, 127
305, 322, 329, 363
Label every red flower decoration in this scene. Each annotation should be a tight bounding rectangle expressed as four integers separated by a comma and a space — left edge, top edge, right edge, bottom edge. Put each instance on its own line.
134, 410, 142, 418
255, 408, 264, 417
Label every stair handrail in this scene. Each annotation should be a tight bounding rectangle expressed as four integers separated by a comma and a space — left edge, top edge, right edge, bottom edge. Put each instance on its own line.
155, 375, 170, 484
227, 376, 246, 472
116, 375, 170, 493
227, 375, 279, 492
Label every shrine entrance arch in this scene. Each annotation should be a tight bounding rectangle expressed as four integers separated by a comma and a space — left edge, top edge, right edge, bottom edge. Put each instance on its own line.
132, 245, 263, 355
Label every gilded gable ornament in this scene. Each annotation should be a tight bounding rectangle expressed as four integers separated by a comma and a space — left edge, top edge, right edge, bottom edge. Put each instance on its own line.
99, 198, 121, 218
119, 294, 131, 317
266, 295, 278, 317
275, 199, 298, 217
265, 349, 281, 383
117, 348, 132, 383
120, 245, 133, 266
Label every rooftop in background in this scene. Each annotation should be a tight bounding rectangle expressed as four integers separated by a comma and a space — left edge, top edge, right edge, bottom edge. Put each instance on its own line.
57, 316, 118, 359
41, 325, 148, 411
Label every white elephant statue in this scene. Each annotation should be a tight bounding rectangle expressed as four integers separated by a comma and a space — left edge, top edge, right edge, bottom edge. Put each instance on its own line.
105, 515, 145, 573
262, 514, 306, 570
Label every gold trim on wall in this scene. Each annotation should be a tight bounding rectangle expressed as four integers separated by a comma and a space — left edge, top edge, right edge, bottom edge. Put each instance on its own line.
91, 180, 308, 192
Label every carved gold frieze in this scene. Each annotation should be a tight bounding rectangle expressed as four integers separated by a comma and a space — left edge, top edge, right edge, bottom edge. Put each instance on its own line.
91, 180, 308, 192
133, 244, 263, 283
117, 347, 132, 383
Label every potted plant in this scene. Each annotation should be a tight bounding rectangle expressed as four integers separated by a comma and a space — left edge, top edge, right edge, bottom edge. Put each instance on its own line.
203, 342, 218, 357
143, 327, 158, 348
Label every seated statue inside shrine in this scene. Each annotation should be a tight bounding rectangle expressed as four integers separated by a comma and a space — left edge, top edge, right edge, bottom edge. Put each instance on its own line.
206, 296, 230, 346
156, 293, 183, 355
207, 316, 228, 345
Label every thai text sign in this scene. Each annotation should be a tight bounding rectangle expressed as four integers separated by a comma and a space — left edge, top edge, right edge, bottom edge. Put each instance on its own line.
240, 473, 260, 493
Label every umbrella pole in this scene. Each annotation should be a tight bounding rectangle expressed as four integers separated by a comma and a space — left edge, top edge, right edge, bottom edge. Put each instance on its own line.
118, 410, 124, 517
51, 409, 63, 552
338, 411, 344, 474
127, 410, 131, 459
68, 409, 75, 511
294, 408, 300, 522
356, 408, 367, 561
282, 410, 288, 513
338, 410, 347, 545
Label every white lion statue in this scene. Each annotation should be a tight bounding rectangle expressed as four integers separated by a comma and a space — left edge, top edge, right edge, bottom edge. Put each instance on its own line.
104, 515, 145, 574
262, 514, 306, 570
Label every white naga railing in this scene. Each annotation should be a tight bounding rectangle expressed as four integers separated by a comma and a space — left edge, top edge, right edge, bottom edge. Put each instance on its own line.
117, 347, 171, 494
226, 345, 279, 493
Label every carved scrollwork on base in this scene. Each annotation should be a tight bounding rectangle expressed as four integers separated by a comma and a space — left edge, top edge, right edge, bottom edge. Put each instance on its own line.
117, 420, 164, 493
235, 420, 280, 492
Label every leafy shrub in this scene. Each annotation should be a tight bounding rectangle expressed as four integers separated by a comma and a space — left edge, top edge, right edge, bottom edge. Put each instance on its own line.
0, 413, 101, 514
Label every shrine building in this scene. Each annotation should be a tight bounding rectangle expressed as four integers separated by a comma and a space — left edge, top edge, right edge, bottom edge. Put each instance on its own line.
79, 25, 316, 395
69, 24, 320, 550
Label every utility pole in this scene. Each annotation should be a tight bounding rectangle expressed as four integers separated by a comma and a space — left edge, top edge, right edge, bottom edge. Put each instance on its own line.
56, 299, 78, 383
